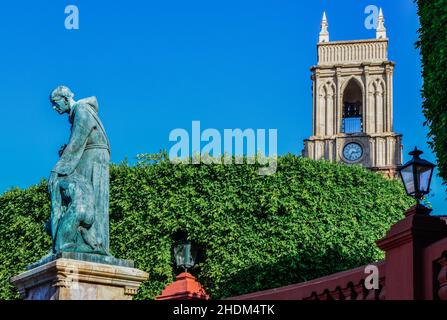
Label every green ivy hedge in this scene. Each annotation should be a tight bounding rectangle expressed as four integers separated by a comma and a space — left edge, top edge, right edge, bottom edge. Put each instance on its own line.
0, 153, 413, 299
416, 0, 447, 183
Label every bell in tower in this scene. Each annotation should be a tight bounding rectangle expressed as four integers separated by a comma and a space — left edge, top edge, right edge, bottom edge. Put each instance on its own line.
342, 79, 363, 134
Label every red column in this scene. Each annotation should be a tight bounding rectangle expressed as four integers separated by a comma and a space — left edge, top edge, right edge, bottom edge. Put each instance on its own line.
156, 272, 209, 300
376, 204, 447, 300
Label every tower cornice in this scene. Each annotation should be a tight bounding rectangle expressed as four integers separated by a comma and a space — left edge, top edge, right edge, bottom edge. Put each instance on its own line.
317, 38, 388, 46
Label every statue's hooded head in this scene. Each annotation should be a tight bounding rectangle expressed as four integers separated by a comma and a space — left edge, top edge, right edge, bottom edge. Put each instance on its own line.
50, 86, 74, 114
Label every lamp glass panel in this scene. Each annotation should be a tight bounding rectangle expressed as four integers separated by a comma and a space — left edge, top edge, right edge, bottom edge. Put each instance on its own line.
417, 165, 433, 193
400, 164, 415, 195
174, 242, 196, 269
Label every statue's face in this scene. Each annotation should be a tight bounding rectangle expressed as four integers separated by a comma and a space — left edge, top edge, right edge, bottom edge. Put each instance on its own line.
52, 98, 70, 114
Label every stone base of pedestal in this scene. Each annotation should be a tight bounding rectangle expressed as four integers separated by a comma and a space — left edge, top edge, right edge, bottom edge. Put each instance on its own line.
11, 258, 149, 300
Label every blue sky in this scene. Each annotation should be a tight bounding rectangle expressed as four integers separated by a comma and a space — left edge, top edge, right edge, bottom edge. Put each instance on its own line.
1, 0, 445, 213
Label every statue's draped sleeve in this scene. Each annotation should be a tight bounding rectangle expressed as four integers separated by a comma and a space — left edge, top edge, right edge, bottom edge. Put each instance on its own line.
52, 105, 95, 176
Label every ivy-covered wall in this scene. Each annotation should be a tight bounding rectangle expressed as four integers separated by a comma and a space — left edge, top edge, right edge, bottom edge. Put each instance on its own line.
416, 0, 447, 183
0, 154, 413, 299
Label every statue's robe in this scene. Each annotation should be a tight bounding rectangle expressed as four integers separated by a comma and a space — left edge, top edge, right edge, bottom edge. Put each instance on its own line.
50, 97, 110, 255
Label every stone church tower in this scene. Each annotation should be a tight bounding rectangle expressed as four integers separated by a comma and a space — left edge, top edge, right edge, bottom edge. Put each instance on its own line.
303, 10, 403, 178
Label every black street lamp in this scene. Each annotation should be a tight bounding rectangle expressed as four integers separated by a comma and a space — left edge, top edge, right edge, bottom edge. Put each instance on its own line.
173, 233, 198, 273
399, 147, 436, 204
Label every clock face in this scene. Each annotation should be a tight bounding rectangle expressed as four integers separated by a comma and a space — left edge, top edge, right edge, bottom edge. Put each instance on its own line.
343, 143, 363, 162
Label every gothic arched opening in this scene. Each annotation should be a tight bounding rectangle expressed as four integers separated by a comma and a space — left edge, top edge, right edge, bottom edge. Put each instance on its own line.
342, 79, 363, 133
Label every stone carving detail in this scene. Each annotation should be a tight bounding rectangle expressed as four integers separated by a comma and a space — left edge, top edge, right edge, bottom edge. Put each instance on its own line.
124, 287, 138, 296
317, 81, 336, 137
368, 78, 387, 134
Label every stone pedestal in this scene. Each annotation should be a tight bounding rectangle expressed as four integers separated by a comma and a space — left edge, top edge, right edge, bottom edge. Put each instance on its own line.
11, 258, 149, 300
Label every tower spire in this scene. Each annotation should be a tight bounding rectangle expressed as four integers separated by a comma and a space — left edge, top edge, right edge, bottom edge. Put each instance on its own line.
319, 11, 329, 43
376, 8, 387, 39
